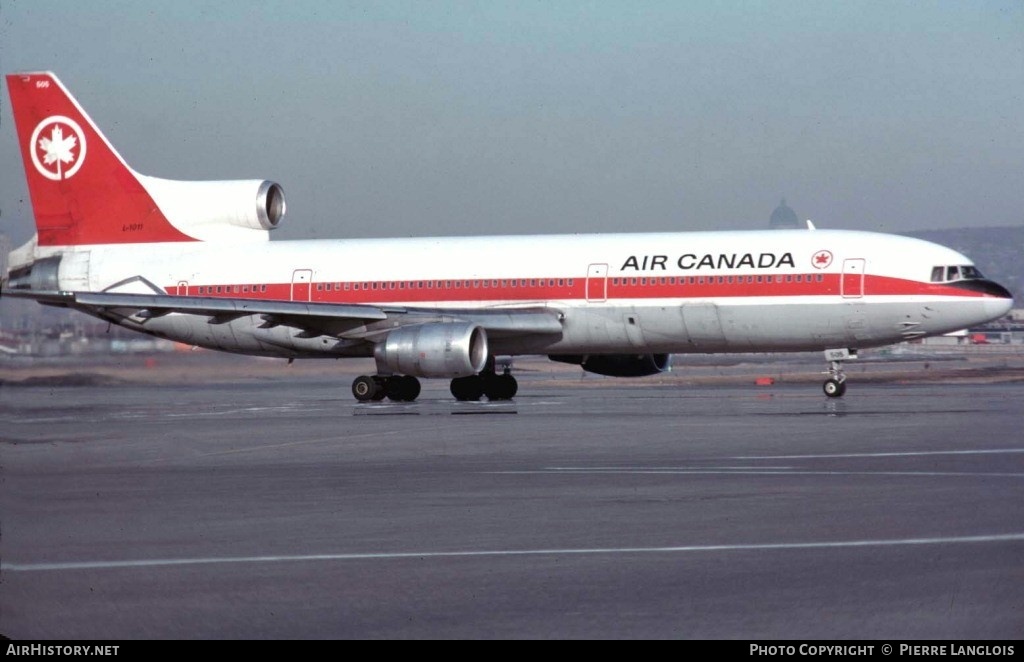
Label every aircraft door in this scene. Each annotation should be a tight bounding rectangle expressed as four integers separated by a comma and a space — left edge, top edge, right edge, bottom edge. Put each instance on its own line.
291, 269, 313, 301
177, 281, 189, 296
586, 263, 608, 302
841, 258, 865, 298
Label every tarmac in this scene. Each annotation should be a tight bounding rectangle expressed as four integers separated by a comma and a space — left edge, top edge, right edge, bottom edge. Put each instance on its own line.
1, 365, 1023, 639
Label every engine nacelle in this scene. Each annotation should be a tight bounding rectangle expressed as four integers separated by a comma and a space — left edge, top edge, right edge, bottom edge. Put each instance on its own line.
375, 322, 489, 378
549, 353, 671, 377
137, 175, 286, 241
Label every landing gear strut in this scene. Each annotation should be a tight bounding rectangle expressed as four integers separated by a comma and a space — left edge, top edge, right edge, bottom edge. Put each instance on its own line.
352, 375, 421, 402
822, 348, 856, 398
823, 366, 846, 398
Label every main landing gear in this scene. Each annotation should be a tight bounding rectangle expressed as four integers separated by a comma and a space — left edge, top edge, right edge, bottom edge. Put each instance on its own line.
350, 365, 518, 403
822, 348, 856, 398
450, 369, 518, 402
351, 375, 421, 402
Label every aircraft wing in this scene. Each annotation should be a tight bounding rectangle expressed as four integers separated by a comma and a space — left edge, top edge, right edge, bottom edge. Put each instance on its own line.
0, 289, 564, 340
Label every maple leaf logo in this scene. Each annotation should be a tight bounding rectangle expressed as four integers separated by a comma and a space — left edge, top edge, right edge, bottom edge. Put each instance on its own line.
812, 250, 833, 269
39, 125, 78, 171
29, 116, 88, 181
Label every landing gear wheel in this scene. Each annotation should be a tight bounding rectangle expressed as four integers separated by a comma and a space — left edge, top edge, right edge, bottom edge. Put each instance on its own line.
371, 376, 388, 401
823, 378, 847, 398
450, 375, 484, 401
483, 373, 518, 400
822, 352, 853, 399
386, 375, 421, 402
352, 375, 379, 402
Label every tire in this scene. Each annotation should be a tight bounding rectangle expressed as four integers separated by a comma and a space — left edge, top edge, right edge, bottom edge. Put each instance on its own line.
823, 378, 846, 398
371, 376, 388, 401
450, 375, 484, 401
388, 375, 420, 402
483, 374, 517, 400
352, 375, 378, 402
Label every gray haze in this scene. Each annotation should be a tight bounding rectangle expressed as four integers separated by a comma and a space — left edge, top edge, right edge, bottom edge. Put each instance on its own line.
1, 1, 1022, 246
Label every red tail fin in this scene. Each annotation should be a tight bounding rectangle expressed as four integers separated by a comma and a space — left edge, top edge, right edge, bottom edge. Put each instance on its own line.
6, 72, 197, 246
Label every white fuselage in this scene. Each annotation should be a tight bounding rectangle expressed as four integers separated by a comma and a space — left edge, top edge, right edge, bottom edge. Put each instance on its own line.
51, 228, 1011, 359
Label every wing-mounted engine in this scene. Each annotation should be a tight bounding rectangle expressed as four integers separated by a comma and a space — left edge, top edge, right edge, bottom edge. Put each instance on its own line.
137, 176, 286, 242
375, 322, 489, 378
549, 353, 671, 377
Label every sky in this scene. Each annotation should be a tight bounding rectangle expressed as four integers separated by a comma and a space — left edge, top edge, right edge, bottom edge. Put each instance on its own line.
0, 1, 1022, 245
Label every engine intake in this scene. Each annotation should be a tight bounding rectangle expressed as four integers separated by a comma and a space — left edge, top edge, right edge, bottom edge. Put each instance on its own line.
256, 180, 287, 230
137, 176, 286, 240
549, 353, 671, 377
376, 322, 488, 378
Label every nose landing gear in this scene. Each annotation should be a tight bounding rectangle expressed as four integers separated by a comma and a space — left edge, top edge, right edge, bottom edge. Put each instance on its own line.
822, 348, 856, 398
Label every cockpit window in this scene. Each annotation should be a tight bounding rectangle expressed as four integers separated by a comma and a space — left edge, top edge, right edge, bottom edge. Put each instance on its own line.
931, 265, 984, 283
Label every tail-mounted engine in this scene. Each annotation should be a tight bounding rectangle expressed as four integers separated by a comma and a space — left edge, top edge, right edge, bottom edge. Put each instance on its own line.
137, 176, 286, 242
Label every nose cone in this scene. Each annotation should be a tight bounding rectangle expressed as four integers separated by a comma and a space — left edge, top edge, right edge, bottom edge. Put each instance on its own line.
950, 278, 1014, 321
986, 289, 1014, 321
977, 279, 1014, 321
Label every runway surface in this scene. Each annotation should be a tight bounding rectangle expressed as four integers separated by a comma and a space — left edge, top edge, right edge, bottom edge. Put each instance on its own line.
1, 376, 1023, 639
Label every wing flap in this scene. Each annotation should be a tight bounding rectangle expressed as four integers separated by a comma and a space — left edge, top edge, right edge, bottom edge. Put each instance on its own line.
2, 289, 389, 322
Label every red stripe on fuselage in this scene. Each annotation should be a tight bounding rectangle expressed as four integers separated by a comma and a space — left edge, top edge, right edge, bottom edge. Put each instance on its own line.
165, 273, 999, 303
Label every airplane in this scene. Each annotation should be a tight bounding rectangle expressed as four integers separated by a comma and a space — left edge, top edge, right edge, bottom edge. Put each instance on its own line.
1, 72, 1014, 401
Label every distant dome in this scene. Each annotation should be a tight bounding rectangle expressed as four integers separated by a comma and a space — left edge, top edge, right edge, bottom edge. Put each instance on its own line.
769, 198, 800, 229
